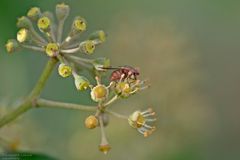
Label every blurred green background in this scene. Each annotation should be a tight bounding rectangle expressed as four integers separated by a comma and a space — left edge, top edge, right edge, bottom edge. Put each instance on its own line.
0, 0, 239, 159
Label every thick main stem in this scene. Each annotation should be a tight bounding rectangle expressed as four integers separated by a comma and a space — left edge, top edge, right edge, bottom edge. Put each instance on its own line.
0, 58, 58, 128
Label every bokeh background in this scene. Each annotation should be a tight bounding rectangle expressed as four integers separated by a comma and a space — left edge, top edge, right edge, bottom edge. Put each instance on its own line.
0, 0, 239, 159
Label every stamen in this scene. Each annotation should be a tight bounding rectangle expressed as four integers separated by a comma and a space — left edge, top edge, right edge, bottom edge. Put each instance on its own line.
143, 112, 156, 117
130, 80, 141, 88
137, 128, 147, 135
144, 131, 151, 137
119, 74, 125, 82
143, 123, 154, 129
129, 88, 139, 94
124, 71, 132, 80
145, 118, 157, 122
139, 85, 150, 91
141, 108, 153, 115
107, 82, 114, 88
136, 121, 145, 127
95, 76, 101, 85
143, 127, 156, 137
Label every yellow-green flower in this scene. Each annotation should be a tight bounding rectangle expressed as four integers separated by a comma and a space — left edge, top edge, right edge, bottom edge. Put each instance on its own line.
80, 40, 95, 54
115, 82, 132, 98
17, 28, 29, 43
38, 16, 50, 31
45, 43, 59, 57
58, 63, 72, 77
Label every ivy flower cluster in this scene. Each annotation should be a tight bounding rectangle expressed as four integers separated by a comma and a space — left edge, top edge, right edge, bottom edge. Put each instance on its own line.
5, 3, 156, 154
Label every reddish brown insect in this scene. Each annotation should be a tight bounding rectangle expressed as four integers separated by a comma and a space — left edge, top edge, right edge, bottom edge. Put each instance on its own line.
101, 66, 140, 82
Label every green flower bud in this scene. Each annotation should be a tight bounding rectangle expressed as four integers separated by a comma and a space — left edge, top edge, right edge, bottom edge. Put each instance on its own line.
27, 7, 41, 21
73, 16, 87, 32
56, 3, 70, 21
37, 16, 50, 31
17, 16, 33, 29
5, 39, 20, 53
45, 43, 59, 57
74, 75, 90, 90
80, 40, 95, 55
58, 63, 72, 78
89, 30, 107, 43
17, 28, 30, 43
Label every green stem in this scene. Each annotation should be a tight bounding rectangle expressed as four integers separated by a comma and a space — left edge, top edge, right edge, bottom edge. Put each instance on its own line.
0, 58, 58, 128
57, 20, 64, 43
103, 95, 119, 107
37, 98, 96, 111
105, 110, 128, 119
66, 55, 94, 64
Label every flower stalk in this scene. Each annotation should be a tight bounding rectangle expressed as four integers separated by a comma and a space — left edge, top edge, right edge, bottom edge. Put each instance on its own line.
37, 98, 96, 112
2, 2, 157, 154
0, 58, 57, 128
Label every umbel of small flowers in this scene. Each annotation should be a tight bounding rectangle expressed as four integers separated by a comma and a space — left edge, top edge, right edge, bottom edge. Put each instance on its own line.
5, 3, 157, 154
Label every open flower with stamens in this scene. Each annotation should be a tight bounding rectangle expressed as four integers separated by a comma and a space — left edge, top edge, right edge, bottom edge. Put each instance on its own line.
128, 108, 156, 137
115, 76, 150, 98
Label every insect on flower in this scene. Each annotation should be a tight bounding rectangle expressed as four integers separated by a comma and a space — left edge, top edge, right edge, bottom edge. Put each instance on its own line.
4, 2, 157, 155
101, 65, 140, 82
